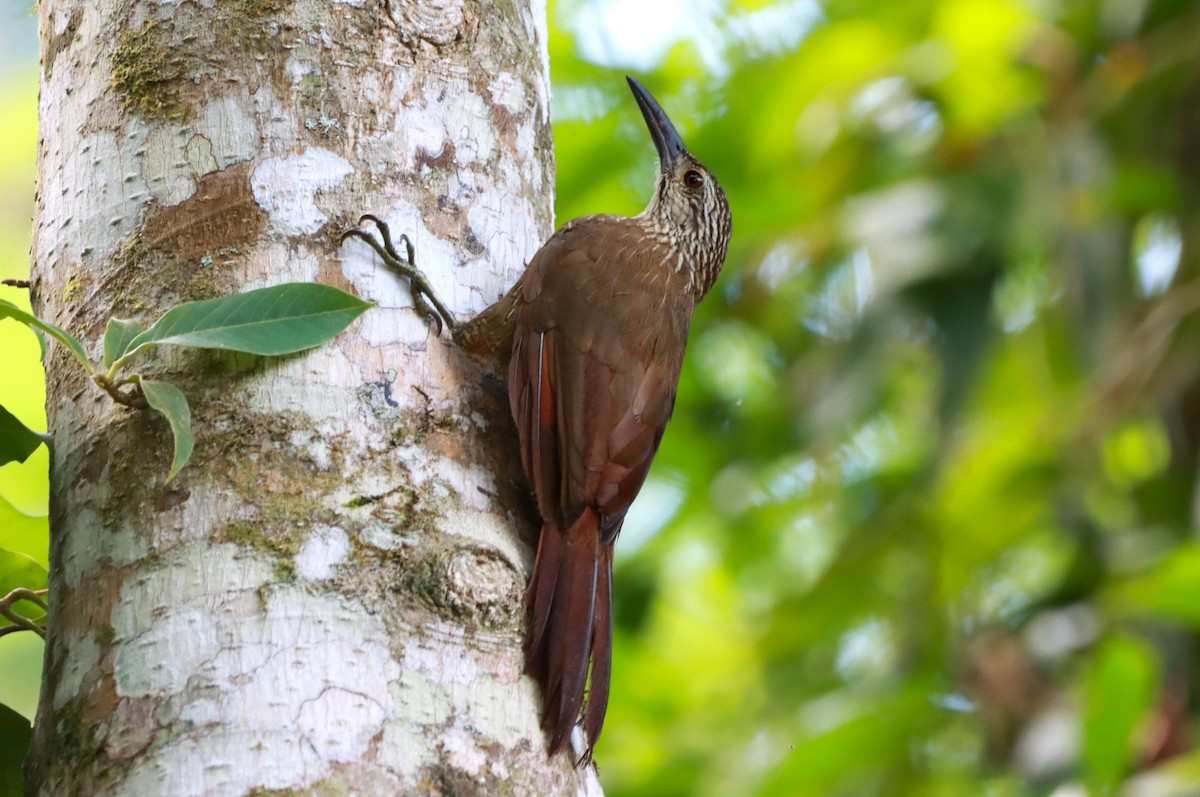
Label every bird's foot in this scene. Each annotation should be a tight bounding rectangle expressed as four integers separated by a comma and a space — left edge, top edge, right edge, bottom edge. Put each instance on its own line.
341, 214, 458, 336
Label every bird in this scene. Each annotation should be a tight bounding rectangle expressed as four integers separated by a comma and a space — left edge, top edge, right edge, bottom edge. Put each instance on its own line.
343, 76, 732, 762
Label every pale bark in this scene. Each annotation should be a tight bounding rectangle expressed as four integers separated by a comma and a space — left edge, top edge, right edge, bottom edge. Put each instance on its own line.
28, 0, 602, 794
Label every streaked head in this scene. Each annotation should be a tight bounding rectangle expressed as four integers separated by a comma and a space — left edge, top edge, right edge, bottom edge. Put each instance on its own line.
627, 76, 732, 299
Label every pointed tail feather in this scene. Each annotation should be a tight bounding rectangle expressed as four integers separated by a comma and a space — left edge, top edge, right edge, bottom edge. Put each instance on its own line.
524, 506, 615, 758
582, 543, 614, 761
524, 520, 562, 685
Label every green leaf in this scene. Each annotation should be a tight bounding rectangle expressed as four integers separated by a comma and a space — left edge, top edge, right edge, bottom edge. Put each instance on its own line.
1084, 635, 1158, 791
102, 318, 144, 369
1109, 545, 1200, 626
0, 406, 44, 467
0, 548, 47, 603
137, 379, 194, 482
0, 496, 48, 569
125, 283, 371, 358
761, 685, 931, 795
0, 298, 91, 372
0, 702, 31, 797
0, 632, 43, 722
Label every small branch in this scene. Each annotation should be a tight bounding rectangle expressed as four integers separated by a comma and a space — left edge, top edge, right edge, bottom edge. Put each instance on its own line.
0, 587, 48, 639
1, 279, 31, 289
0, 625, 36, 638
94, 374, 149, 409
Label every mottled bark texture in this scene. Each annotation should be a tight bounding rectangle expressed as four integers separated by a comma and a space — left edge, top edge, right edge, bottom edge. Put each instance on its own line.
27, 0, 602, 794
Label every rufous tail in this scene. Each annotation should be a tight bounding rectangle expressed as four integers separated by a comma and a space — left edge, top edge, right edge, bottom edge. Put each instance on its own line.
524, 506, 614, 760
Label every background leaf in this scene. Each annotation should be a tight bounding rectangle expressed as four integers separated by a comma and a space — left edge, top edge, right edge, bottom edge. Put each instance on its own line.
137, 378, 193, 482
0, 702, 30, 797
1108, 546, 1200, 627
126, 283, 371, 357
0, 548, 46, 604
0, 496, 47, 570
0, 405, 42, 467
1084, 635, 1158, 790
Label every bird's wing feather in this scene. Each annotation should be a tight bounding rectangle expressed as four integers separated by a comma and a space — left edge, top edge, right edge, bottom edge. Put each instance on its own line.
514, 216, 688, 528
510, 215, 692, 756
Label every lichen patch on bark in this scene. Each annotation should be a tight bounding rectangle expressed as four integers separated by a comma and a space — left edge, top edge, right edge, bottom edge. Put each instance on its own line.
43, 6, 83, 77
106, 545, 400, 795
294, 526, 351, 580
111, 20, 189, 121
250, 148, 353, 236
52, 631, 102, 711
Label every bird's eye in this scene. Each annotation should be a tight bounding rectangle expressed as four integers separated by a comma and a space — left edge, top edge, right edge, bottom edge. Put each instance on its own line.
684, 170, 704, 189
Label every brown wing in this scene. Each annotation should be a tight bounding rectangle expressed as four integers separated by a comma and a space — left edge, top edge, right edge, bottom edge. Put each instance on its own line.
509, 215, 689, 534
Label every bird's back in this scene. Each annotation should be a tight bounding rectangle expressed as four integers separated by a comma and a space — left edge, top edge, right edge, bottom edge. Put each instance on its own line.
514, 213, 694, 527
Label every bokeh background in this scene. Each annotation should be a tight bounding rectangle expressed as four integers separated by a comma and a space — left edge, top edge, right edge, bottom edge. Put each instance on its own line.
0, 1, 47, 784
4, 0, 1200, 794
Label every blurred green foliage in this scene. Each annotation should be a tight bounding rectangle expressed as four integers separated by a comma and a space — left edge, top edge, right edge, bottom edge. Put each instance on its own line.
0, 60, 47, 729
3, 0, 1200, 793
548, 0, 1200, 794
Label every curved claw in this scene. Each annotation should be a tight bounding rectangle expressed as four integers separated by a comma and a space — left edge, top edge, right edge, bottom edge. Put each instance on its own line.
341, 215, 388, 246
339, 226, 366, 244
397, 233, 416, 265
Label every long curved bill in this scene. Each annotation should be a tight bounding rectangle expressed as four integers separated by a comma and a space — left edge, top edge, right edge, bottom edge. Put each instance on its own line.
627, 76, 688, 173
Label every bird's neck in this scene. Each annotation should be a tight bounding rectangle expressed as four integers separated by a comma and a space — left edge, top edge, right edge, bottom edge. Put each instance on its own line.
635, 203, 721, 302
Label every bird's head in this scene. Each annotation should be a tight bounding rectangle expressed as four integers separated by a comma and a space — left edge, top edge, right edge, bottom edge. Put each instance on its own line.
628, 76, 732, 300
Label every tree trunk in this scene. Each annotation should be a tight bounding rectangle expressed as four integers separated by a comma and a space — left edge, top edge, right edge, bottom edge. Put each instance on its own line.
27, 0, 602, 794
